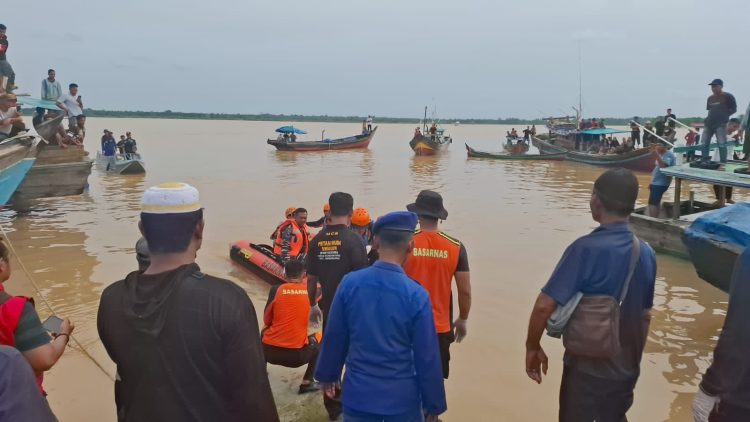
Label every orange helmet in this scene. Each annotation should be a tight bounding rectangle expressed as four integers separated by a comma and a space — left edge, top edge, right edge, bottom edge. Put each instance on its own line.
285, 207, 296, 218
351, 208, 372, 227
323, 203, 331, 213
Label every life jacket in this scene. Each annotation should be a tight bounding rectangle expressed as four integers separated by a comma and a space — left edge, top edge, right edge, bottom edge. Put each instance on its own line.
273, 220, 309, 258
262, 280, 322, 349
0, 285, 45, 392
403, 230, 461, 333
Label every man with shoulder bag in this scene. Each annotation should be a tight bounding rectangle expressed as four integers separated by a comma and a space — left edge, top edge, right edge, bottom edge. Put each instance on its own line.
524, 168, 657, 422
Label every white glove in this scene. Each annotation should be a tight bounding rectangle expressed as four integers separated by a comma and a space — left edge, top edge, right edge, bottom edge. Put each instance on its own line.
453, 318, 468, 343
692, 387, 718, 422
309, 305, 323, 330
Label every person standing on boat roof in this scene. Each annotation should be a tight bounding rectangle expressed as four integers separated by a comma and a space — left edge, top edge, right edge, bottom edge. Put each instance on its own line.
647, 141, 676, 218
701, 79, 737, 164
39, 69, 62, 116
262, 259, 322, 395
525, 168, 656, 422
693, 247, 750, 421
403, 190, 471, 380
665, 108, 676, 129
315, 211, 447, 422
0, 93, 23, 141
0, 24, 16, 93
97, 183, 279, 422
273, 207, 310, 265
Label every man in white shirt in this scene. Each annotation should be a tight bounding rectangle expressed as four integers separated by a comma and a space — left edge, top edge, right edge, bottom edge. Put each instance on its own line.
366, 115, 373, 132
0, 93, 23, 141
56, 83, 83, 131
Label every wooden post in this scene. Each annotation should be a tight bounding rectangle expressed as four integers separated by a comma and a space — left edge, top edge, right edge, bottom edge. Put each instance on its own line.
688, 191, 695, 214
673, 178, 682, 219
718, 185, 726, 208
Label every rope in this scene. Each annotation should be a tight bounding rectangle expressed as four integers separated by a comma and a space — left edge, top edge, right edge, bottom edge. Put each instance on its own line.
0, 222, 115, 382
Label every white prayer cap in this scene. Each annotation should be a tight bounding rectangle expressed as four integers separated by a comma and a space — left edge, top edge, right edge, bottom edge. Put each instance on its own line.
141, 183, 201, 214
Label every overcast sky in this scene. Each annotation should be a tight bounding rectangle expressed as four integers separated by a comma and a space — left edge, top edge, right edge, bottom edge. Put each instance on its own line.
5, 0, 749, 119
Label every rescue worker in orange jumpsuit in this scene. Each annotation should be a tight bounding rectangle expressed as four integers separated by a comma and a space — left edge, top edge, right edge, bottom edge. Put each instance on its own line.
270, 206, 297, 241
262, 259, 322, 395
403, 190, 472, 379
274, 207, 310, 264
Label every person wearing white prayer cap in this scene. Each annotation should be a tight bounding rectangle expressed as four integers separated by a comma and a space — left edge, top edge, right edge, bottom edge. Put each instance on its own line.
97, 183, 279, 422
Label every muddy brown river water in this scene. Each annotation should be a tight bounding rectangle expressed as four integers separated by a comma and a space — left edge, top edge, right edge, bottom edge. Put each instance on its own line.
2, 118, 744, 421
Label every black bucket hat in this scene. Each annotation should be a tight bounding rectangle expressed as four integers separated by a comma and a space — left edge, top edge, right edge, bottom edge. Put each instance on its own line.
407, 190, 448, 220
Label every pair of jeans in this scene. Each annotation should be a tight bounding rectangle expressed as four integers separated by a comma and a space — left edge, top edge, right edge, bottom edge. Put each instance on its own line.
559, 365, 636, 422
701, 124, 728, 163
0, 59, 15, 90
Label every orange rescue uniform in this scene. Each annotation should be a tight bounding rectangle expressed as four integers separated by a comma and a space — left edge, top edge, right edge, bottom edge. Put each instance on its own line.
273, 220, 309, 259
403, 230, 461, 333
262, 280, 322, 349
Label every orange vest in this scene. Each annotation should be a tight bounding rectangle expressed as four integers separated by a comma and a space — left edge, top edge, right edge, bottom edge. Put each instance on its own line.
273, 220, 309, 258
262, 280, 322, 349
403, 230, 461, 333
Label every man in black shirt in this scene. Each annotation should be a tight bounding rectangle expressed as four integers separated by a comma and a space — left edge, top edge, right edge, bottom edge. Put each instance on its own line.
97, 183, 278, 422
306, 191, 368, 420
664, 108, 676, 129
0, 24, 16, 92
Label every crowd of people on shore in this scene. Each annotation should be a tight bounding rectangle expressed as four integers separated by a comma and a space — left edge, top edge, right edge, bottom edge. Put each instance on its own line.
0, 168, 747, 421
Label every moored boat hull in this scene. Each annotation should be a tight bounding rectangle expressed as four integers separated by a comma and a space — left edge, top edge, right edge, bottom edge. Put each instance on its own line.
0, 158, 35, 206
96, 153, 146, 175
229, 241, 287, 285
267, 127, 377, 151
410, 134, 451, 155
13, 144, 92, 203
532, 136, 656, 172
465, 143, 565, 160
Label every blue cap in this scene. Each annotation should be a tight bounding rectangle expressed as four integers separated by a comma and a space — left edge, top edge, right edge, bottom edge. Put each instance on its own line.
372, 211, 418, 235
709, 78, 723, 86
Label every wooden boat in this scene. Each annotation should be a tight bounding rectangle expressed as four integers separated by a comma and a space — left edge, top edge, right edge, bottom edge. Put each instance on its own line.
0, 135, 40, 205
532, 136, 655, 172
13, 144, 92, 204
267, 127, 377, 151
33, 114, 64, 143
682, 203, 749, 293
229, 240, 287, 285
465, 143, 566, 161
410, 132, 452, 155
95, 152, 146, 175
504, 141, 529, 155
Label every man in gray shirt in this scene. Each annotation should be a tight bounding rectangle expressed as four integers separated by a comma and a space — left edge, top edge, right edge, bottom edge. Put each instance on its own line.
701, 79, 737, 163
41, 69, 62, 102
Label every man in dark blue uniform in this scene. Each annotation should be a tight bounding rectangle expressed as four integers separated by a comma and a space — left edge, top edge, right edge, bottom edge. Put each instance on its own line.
315, 211, 447, 422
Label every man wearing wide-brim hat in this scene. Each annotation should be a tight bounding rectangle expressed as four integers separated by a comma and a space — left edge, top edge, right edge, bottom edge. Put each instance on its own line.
0, 93, 22, 141
97, 183, 278, 421
403, 190, 472, 380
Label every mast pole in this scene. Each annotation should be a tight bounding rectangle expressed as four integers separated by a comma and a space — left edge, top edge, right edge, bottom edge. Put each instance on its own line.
578, 41, 583, 125
423, 106, 428, 132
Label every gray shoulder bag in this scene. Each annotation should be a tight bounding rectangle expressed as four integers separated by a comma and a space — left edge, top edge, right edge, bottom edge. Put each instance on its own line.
546, 235, 640, 359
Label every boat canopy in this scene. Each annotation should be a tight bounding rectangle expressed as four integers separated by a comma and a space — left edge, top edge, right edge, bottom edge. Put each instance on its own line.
17, 97, 61, 111
581, 128, 629, 135
275, 126, 307, 135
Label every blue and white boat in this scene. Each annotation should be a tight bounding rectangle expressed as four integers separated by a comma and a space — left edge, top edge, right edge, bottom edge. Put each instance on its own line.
0, 135, 39, 206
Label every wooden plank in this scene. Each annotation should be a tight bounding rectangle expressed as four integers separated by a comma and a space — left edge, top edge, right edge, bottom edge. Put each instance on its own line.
661, 163, 750, 189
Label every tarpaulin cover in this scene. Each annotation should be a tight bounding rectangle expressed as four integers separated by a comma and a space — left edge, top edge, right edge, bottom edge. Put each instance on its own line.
684, 202, 750, 248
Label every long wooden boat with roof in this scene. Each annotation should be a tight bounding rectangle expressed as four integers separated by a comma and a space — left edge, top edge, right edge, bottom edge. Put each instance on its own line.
465, 143, 566, 161
532, 133, 656, 173
267, 127, 377, 151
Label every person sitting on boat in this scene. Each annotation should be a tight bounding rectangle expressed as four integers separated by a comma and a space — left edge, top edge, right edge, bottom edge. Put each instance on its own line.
262, 259, 322, 395
415, 127, 422, 137
609, 137, 620, 148
0, 93, 23, 141
283, 133, 290, 142
270, 207, 298, 240
308, 203, 331, 229
362, 120, 368, 135
276, 133, 284, 141
647, 141, 676, 217
43, 110, 77, 147
290, 133, 297, 142
70, 114, 86, 142
274, 207, 310, 264
510, 128, 518, 139
101, 130, 117, 156
430, 123, 438, 141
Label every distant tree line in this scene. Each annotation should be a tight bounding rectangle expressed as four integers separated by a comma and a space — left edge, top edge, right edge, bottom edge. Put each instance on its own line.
20, 108, 705, 126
